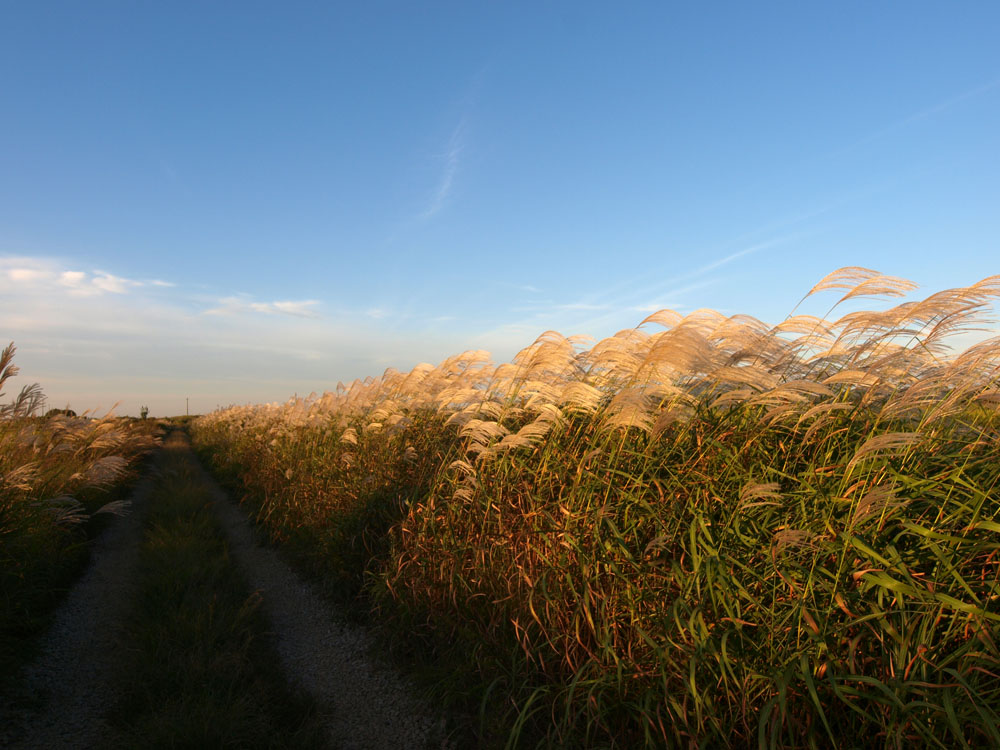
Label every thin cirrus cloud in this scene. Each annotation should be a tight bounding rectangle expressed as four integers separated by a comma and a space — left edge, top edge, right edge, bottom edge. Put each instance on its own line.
420, 117, 467, 220
828, 75, 1000, 160
1, 255, 321, 327
0, 256, 163, 297
475, 239, 793, 354
204, 297, 322, 319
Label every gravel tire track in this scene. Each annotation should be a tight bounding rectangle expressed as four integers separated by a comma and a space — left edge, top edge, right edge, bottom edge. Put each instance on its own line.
0, 456, 161, 749
182, 435, 450, 750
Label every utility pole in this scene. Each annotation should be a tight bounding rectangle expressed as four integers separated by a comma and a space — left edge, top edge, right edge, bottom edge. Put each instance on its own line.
186, 397, 189, 416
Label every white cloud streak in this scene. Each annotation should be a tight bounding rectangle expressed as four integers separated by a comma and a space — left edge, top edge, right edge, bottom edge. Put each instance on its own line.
691, 237, 789, 277
204, 297, 322, 319
856, 76, 1000, 149
2, 257, 150, 297
420, 117, 467, 220
471, 234, 800, 361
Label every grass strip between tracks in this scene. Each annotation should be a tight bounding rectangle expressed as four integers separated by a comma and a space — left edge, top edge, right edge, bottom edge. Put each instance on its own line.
107, 439, 327, 748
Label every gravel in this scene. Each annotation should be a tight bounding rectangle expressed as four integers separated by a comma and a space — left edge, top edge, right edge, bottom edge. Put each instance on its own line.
0, 459, 159, 749
188, 434, 451, 750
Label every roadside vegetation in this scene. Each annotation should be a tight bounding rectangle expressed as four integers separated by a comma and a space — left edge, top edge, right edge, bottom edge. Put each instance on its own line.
0, 343, 159, 682
108, 435, 326, 748
193, 267, 1000, 747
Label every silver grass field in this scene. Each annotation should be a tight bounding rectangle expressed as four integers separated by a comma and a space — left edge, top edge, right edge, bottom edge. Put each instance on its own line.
1, 344, 159, 679
193, 268, 1000, 748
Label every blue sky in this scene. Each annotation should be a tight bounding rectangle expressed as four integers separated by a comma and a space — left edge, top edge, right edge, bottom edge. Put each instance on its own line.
1, 2, 998, 415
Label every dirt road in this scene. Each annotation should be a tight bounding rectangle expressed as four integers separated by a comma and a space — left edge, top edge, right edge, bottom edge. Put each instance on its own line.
1, 431, 447, 749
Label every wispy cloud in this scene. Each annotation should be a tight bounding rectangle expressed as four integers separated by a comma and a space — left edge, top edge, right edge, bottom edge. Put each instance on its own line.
1, 254, 470, 416
90, 271, 141, 294
510, 301, 607, 314
496, 282, 544, 296
556, 302, 608, 311
205, 296, 322, 319
1, 257, 149, 297
7, 267, 48, 282
853, 76, 1000, 151
762, 76, 1000, 180
473, 234, 799, 356
632, 302, 680, 313
609, 234, 807, 316
420, 117, 467, 220
691, 237, 790, 277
